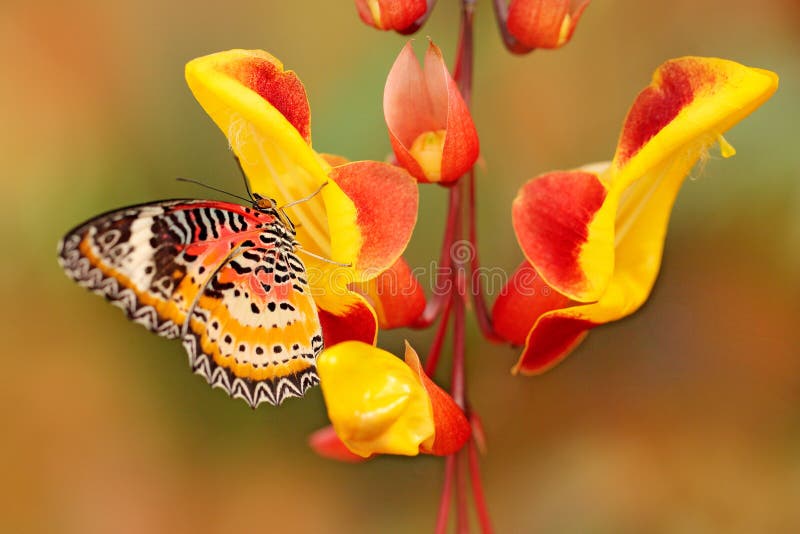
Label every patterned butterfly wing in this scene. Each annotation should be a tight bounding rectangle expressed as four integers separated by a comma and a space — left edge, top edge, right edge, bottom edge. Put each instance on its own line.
58, 199, 322, 407
182, 245, 322, 407
58, 200, 263, 337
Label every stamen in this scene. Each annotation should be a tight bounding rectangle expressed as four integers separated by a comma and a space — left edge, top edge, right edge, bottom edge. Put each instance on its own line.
717, 134, 737, 158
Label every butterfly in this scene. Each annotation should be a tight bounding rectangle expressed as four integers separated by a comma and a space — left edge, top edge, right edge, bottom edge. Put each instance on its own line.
57, 189, 325, 408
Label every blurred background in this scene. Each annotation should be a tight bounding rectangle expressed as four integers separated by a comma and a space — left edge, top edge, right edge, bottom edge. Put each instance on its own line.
2, 0, 798, 531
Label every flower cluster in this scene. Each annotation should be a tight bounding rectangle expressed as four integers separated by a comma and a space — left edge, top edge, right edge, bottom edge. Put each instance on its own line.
492, 57, 778, 373
181, 1, 777, 530
355, 0, 591, 52
184, 47, 475, 458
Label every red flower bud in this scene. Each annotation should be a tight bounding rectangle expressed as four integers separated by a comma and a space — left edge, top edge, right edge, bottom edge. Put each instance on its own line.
506, 0, 590, 50
384, 41, 479, 184
355, 0, 427, 32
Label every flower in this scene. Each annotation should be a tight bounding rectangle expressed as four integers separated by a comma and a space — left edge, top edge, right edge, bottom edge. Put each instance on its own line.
185, 49, 424, 346
352, 256, 427, 329
493, 56, 778, 374
506, 0, 590, 50
308, 425, 367, 463
355, 0, 427, 33
314, 340, 470, 458
384, 41, 480, 184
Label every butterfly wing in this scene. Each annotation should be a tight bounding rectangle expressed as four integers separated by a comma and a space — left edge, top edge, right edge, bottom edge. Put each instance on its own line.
58, 200, 267, 339
58, 200, 323, 406
182, 245, 323, 407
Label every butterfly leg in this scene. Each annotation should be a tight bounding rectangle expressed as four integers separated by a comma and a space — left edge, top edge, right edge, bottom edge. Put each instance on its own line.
294, 245, 352, 267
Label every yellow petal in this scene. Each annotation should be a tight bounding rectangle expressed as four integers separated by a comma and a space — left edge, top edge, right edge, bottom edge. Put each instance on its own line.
317, 341, 434, 458
611, 57, 778, 190
571, 58, 777, 302
185, 49, 360, 266
513, 58, 778, 373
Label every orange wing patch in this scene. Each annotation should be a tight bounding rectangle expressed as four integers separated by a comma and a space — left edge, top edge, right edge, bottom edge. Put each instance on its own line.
182, 246, 323, 407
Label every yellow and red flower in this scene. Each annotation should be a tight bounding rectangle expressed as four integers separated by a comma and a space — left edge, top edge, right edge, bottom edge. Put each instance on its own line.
493, 57, 778, 373
185, 49, 424, 346
506, 0, 590, 50
355, 0, 427, 32
384, 41, 480, 184
312, 341, 470, 459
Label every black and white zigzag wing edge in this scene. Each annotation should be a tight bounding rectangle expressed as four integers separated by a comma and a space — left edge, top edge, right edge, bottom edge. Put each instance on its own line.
181, 331, 320, 408
57, 228, 182, 339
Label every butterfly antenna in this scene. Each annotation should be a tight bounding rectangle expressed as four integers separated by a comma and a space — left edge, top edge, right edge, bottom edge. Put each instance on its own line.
280, 181, 329, 210
175, 178, 253, 204
295, 245, 351, 267
233, 154, 256, 201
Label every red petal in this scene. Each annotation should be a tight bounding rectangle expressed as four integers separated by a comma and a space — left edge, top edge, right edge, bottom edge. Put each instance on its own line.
355, 0, 427, 31
317, 296, 378, 347
385, 42, 439, 182
354, 0, 376, 26
616, 58, 721, 165
384, 42, 478, 183
329, 160, 418, 274
308, 425, 369, 462
492, 262, 574, 345
515, 314, 595, 374
216, 52, 311, 143
435, 45, 480, 182
492, 265, 592, 374
405, 344, 470, 455
507, 0, 590, 49
353, 257, 426, 329
512, 170, 609, 300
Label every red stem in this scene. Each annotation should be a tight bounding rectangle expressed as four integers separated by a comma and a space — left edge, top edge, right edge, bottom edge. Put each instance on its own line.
453, 272, 469, 532
468, 440, 495, 534
424, 294, 453, 376
432, 1, 495, 532
451, 6, 472, 526
453, 1, 474, 102
434, 454, 456, 534
455, 450, 469, 534
414, 184, 461, 329
451, 271, 466, 409
467, 168, 504, 342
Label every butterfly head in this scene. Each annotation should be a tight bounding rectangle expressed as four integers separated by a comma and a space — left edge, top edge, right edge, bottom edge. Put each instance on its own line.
252, 193, 296, 234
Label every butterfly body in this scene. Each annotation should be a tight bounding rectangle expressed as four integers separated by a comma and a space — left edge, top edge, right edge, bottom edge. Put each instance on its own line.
58, 198, 322, 408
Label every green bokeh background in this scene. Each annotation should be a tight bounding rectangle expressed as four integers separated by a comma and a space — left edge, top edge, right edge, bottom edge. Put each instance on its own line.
2, 0, 798, 531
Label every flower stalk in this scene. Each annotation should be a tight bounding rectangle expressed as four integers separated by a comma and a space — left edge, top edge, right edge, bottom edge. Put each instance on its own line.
312, 0, 772, 530
414, 184, 461, 328
422, 0, 496, 531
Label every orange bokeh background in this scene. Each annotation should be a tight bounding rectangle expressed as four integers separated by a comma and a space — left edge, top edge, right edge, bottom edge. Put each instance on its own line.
2, 0, 798, 531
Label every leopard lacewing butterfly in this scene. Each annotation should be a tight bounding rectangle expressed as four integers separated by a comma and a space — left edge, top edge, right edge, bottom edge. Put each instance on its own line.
58, 192, 323, 408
